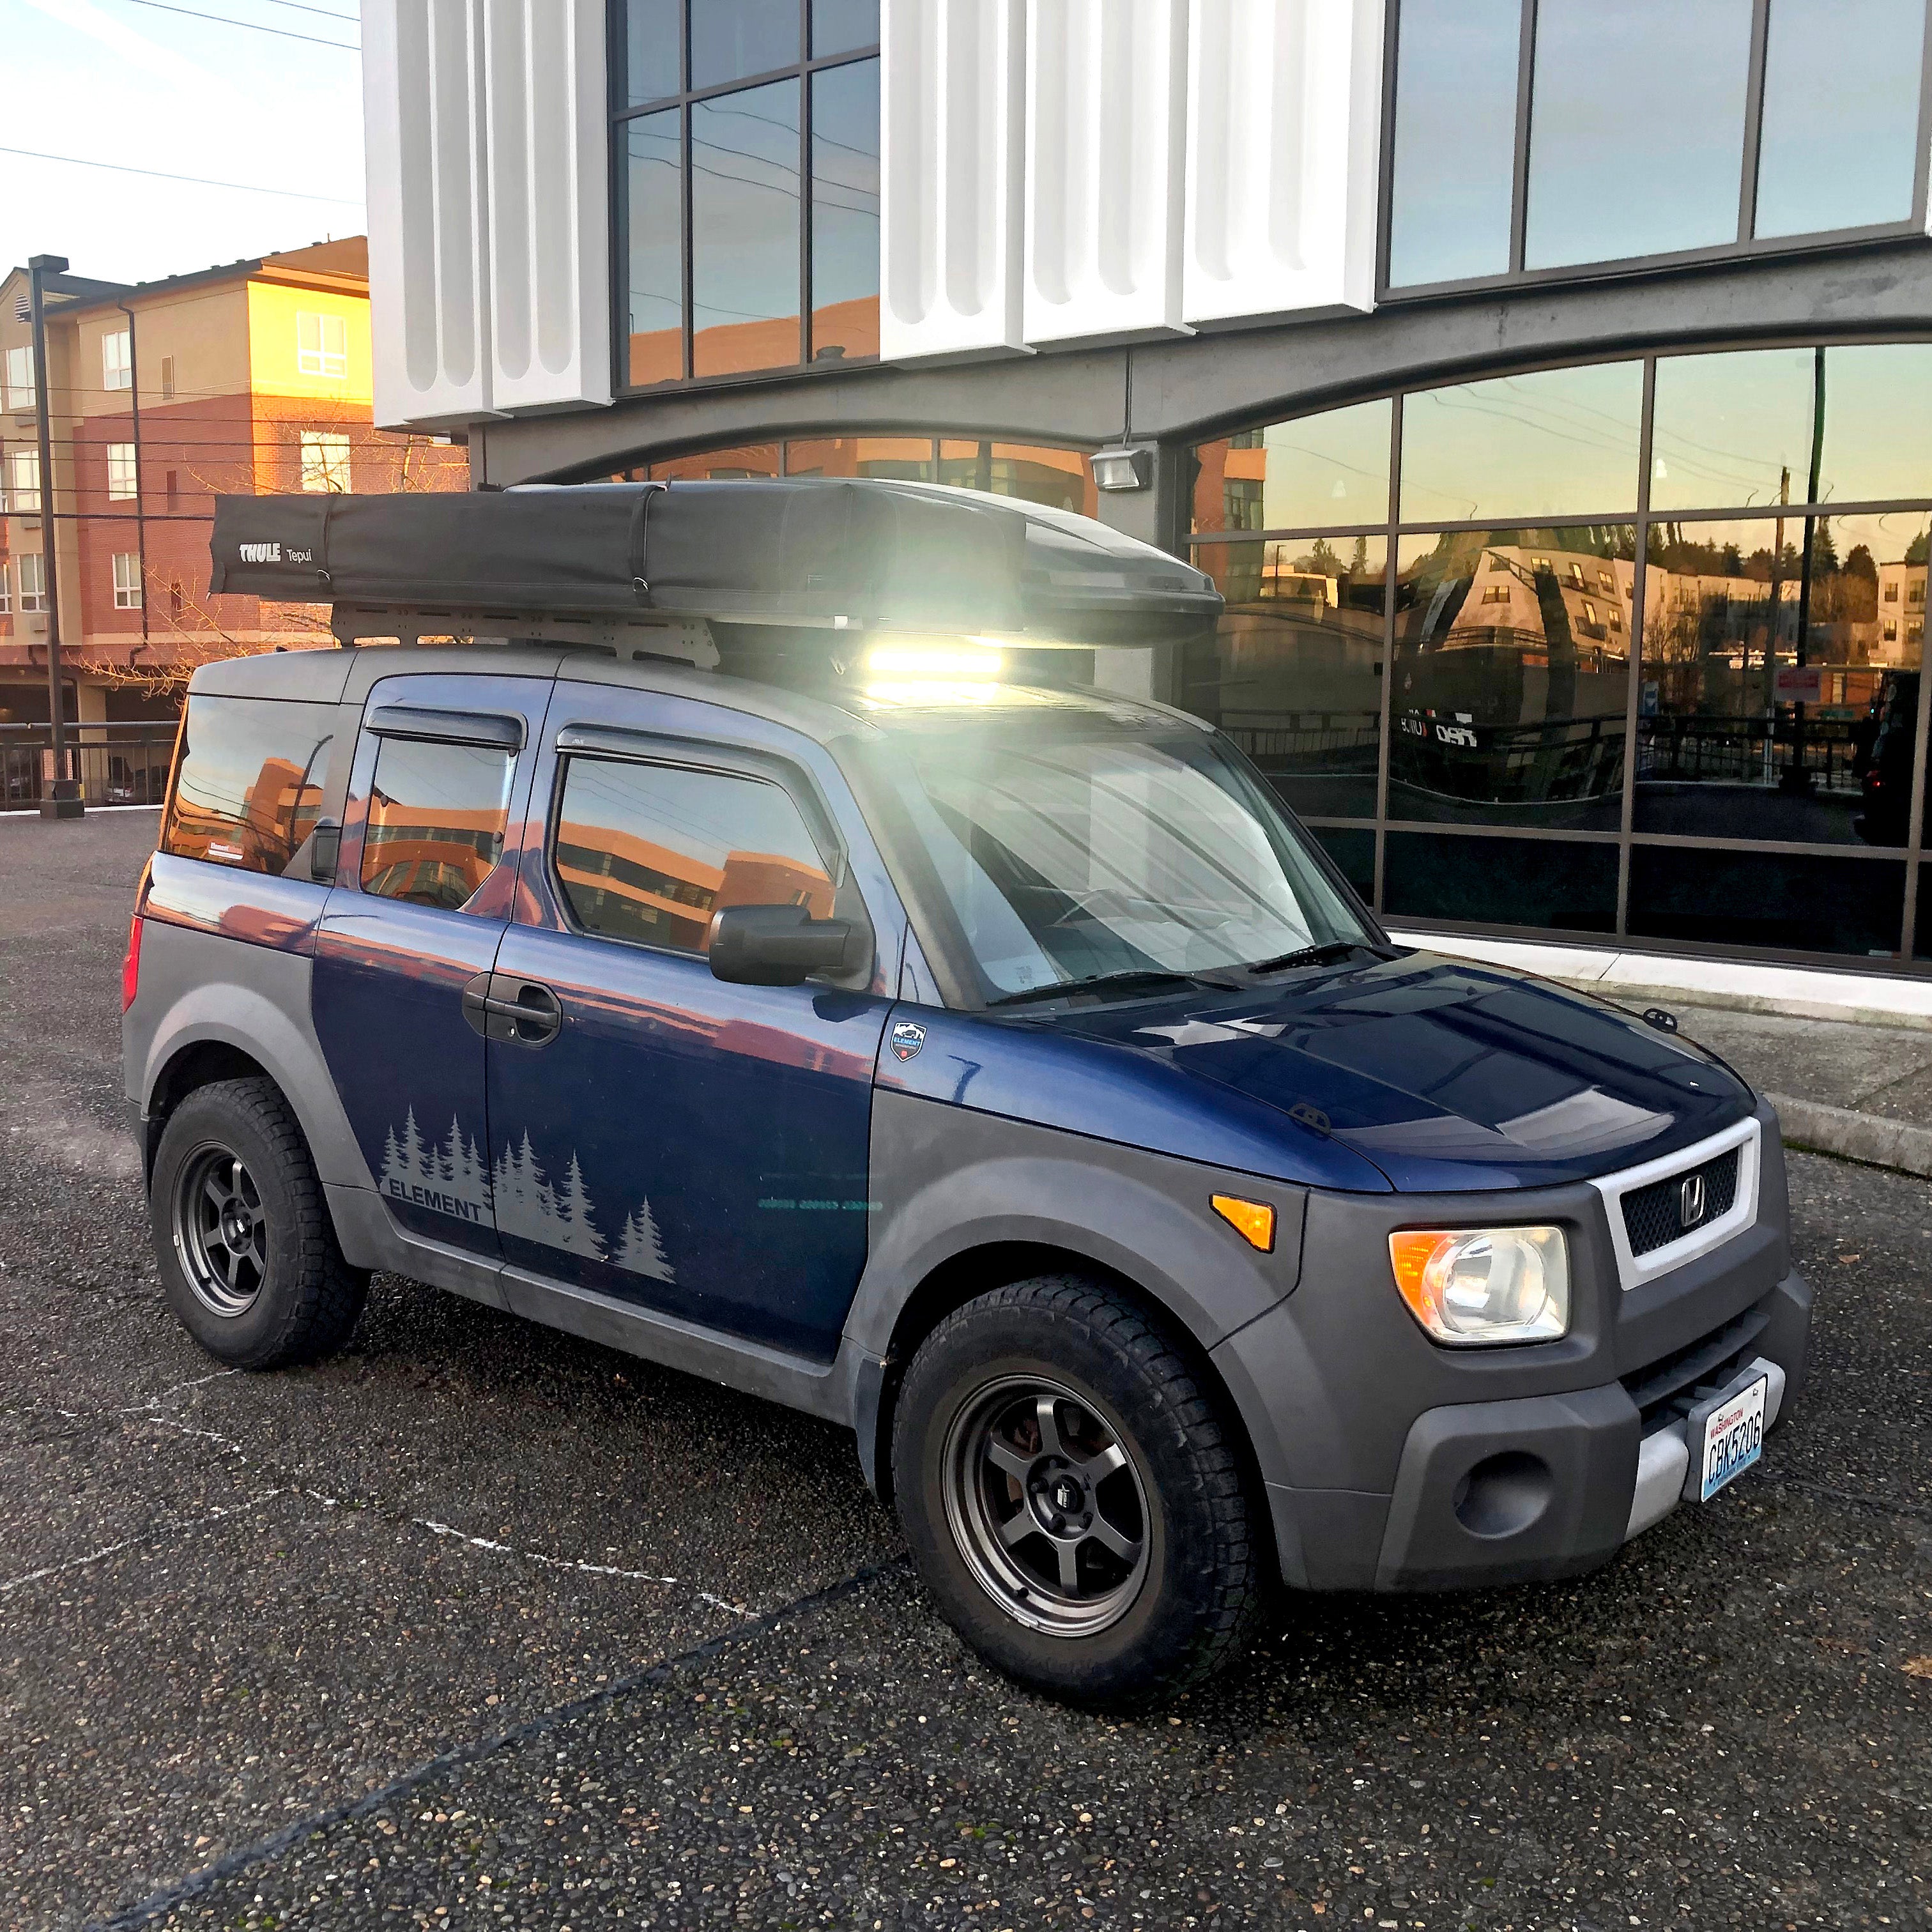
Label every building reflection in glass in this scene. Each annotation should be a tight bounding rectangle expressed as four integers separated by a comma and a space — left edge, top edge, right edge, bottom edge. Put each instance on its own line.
1390, 528, 1634, 830
1186, 535, 1387, 819
1634, 512, 1927, 845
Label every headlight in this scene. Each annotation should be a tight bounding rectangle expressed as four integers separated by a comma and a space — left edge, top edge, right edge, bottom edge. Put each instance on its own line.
1387, 1225, 1570, 1346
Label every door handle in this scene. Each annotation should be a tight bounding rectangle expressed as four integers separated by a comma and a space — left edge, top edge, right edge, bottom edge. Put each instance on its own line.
461, 972, 563, 1046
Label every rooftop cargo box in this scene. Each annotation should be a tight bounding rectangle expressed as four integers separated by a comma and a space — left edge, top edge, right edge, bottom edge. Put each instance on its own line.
208, 479, 1220, 646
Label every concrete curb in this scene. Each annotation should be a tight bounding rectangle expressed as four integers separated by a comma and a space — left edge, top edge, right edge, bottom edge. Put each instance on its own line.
1767, 1092, 1932, 1182
1558, 979, 1932, 1036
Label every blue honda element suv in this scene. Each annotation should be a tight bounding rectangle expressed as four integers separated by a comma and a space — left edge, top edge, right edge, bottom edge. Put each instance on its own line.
121, 483, 1811, 1706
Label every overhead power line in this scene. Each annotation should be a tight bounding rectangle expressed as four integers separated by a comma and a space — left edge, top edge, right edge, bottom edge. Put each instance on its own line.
0, 146, 364, 207
105, 0, 358, 50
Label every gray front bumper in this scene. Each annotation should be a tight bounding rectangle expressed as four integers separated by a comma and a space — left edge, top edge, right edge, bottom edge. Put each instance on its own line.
1625, 1356, 1786, 1540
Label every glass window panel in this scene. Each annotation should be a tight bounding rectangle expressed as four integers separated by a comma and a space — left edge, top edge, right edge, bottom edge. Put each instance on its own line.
1384, 831, 1618, 933
647, 442, 781, 480
625, 0, 680, 104
1918, 866, 1932, 956
1818, 345, 1932, 507
810, 59, 880, 364
1634, 512, 1926, 845
1308, 825, 1376, 901
1650, 349, 1820, 512
813, 0, 878, 56
1391, 527, 1635, 831
939, 439, 1096, 517
1188, 401, 1392, 534
625, 109, 684, 387
1525, 0, 1754, 270
1186, 535, 1389, 820
1399, 364, 1643, 524
162, 695, 332, 876
1629, 846, 1906, 958
554, 758, 833, 956
783, 434, 932, 479
1756, 0, 1926, 239
690, 0, 798, 89
691, 79, 802, 379
361, 739, 514, 912
1387, 0, 1520, 288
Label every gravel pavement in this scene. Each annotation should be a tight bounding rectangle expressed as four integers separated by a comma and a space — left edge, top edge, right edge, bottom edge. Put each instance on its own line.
3, 808, 1929, 1932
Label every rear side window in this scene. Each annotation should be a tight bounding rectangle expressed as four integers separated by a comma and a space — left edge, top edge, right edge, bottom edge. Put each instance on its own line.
553, 756, 833, 954
161, 693, 332, 875
361, 737, 515, 911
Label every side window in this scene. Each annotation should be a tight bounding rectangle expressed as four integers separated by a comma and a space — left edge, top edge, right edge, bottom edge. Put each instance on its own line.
361, 737, 514, 910
553, 756, 834, 954
161, 694, 332, 876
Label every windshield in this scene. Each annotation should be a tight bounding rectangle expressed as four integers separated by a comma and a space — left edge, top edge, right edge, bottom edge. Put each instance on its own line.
864, 692, 1374, 1002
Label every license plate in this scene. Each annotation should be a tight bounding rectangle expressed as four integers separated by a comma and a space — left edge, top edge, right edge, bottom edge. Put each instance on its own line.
1698, 1375, 1767, 1502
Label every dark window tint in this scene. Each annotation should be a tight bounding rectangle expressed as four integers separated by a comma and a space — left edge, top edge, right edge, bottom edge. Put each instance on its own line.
361, 739, 514, 911
1629, 846, 1906, 958
690, 0, 797, 90
1187, 535, 1388, 820
691, 77, 802, 378
1525, 0, 1754, 270
1308, 824, 1376, 901
554, 758, 834, 954
626, 109, 684, 387
626, 0, 680, 104
1387, 0, 1520, 288
1634, 512, 1926, 846
1391, 528, 1634, 831
813, 0, 877, 56
1756, 0, 1927, 239
810, 58, 880, 364
162, 694, 331, 877
1384, 831, 1618, 933
1917, 866, 1932, 957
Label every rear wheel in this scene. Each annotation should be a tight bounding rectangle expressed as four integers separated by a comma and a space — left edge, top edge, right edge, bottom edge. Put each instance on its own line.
151, 1077, 368, 1368
892, 1276, 1266, 1708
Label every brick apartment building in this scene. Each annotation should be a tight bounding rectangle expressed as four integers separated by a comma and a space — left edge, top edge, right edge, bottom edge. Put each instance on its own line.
0, 238, 466, 794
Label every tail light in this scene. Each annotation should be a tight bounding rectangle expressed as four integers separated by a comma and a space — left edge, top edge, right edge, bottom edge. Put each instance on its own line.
121, 914, 144, 1013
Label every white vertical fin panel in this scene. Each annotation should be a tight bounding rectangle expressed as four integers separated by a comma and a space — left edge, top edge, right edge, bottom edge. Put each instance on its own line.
483, 0, 611, 413
365, 0, 494, 428
1183, 0, 1384, 328
1023, 0, 1188, 346
880, 0, 1029, 362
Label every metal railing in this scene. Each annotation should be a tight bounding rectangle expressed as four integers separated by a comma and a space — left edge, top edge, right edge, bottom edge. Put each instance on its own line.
0, 722, 178, 812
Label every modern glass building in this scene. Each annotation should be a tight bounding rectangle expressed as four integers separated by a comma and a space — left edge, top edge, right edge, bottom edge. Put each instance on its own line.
361, 0, 1932, 981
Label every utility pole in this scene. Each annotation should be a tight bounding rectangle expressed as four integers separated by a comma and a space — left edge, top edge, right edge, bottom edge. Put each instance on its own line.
28, 254, 81, 819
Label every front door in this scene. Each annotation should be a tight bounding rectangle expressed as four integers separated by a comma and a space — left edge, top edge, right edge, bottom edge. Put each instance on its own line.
486, 689, 894, 1361
311, 671, 553, 1259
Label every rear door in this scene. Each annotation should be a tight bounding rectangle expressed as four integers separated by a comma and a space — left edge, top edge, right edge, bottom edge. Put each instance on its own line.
310, 671, 554, 1259
486, 682, 898, 1361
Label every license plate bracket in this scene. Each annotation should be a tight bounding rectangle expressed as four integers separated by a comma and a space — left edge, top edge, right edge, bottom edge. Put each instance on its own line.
1683, 1368, 1769, 1504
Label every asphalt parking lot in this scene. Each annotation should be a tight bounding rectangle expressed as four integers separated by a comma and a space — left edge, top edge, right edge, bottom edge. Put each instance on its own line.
3, 808, 1929, 1932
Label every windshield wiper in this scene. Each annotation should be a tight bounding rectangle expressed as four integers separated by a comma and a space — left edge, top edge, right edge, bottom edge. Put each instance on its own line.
1242, 939, 1370, 977
988, 968, 1223, 1009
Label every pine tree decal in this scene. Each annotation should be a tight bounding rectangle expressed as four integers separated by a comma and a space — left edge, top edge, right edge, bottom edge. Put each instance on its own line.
615, 1199, 674, 1283
553, 1153, 606, 1259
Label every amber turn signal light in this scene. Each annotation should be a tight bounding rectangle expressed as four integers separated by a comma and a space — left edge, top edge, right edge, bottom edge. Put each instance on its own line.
1211, 1193, 1275, 1252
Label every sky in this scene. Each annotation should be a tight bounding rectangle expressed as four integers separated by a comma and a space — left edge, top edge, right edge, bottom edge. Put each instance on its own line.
1, 0, 366, 289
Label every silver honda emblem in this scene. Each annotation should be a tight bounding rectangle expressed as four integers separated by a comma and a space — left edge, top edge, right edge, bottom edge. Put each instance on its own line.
1679, 1172, 1707, 1229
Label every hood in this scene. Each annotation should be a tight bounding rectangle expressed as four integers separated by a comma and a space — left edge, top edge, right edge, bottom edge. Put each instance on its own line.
1048, 951, 1754, 1192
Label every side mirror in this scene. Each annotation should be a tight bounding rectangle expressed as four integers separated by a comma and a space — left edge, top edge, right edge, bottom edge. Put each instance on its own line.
310, 820, 341, 883
708, 903, 869, 987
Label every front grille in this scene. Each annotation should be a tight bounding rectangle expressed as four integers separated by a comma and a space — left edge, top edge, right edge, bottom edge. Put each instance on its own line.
1620, 1300, 1770, 1431
1621, 1147, 1740, 1258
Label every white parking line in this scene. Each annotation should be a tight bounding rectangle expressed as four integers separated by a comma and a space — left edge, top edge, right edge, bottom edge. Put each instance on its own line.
413, 1517, 744, 1614
0, 1488, 285, 1596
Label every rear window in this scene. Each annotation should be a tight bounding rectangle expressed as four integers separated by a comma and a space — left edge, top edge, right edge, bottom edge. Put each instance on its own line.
161, 694, 333, 876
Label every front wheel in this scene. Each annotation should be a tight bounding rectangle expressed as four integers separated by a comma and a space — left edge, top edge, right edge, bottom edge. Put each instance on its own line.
891, 1276, 1267, 1707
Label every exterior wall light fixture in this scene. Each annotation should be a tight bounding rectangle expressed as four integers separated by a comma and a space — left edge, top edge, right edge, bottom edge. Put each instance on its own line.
1089, 445, 1154, 492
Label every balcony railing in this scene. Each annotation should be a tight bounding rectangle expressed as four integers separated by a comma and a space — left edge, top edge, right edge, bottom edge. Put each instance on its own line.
0, 722, 178, 811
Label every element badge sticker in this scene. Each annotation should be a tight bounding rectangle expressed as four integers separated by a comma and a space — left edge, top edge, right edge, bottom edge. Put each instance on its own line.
890, 1019, 927, 1062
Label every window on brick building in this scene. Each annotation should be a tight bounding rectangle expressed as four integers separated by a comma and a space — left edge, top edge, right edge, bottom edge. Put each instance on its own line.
102, 330, 132, 393
160, 356, 176, 400
113, 553, 142, 610
107, 442, 137, 501
18, 553, 46, 613
4, 447, 40, 514
299, 431, 351, 493
296, 312, 348, 380
3, 345, 33, 411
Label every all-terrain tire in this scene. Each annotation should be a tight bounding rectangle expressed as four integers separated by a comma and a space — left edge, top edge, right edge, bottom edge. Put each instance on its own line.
150, 1077, 369, 1368
891, 1275, 1267, 1708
